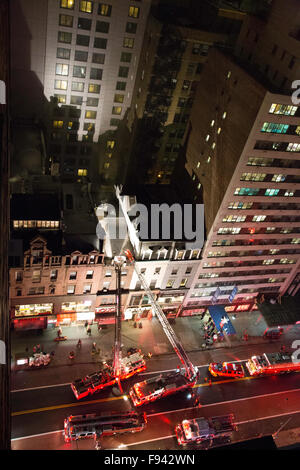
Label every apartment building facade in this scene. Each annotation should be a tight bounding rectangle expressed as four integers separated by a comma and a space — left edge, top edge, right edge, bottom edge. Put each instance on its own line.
9, 235, 135, 329
11, 0, 152, 179
181, 3, 300, 310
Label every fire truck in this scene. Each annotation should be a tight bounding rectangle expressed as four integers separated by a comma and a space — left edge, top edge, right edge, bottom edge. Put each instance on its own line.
208, 362, 245, 378
63, 411, 147, 445
71, 256, 146, 400
71, 352, 146, 400
125, 250, 198, 407
246, 351, 300, 376
175, 414, 237, 447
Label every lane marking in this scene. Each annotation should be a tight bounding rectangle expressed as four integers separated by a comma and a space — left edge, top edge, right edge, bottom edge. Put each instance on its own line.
12, 408, 300, 446
11, 361, 245, 393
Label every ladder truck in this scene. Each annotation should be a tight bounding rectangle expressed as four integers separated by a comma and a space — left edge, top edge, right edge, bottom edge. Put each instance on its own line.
63, 411, 147, 447
71, 256, 146, 400
124, 250, 198, 407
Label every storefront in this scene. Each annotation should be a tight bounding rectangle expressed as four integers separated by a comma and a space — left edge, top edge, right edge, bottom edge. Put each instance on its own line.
59, 301, 95, 325
12, 303, 53, 330
95, 306, 116, 325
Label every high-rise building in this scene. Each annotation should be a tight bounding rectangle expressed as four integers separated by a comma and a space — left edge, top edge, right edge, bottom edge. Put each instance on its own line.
181, 0, 300, 309
10, 0, 152, 178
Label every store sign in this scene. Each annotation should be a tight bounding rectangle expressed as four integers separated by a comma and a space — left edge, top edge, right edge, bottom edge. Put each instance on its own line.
77, 311, 95, 321
62, 301, 92, 313
95, 307, 116, 314
181, 308, 206, 316
236, 304, 251, 312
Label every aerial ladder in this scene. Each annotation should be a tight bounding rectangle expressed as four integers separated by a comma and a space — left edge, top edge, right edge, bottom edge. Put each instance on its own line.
125, 250, 198, 405
70, 255, 146, 400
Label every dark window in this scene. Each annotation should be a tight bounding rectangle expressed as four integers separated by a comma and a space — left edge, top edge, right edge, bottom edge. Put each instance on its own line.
94, 37, 107, 49
110, 118, 120, 126
90, 68, 102, 80
120, 52, 132, 62
126, 22, 137, 34
57, 47, 71, 59
116, 81, 126, 91
86, 97, 99, 106
58, 31, 72, 43
96, 20, 110, 33
92, 52, 105, 64
76, 34, 90, 47
75, 50, 88, 62
70, 95, 83, 105
78, 17, 92, 30
118, 66, 129, 78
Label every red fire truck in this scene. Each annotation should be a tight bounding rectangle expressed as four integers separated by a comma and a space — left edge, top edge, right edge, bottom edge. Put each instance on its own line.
125, 250, 198, 407
246, 351, 300, 376
63, 411, 147, 445
71, 352, 146, 400
208, 362, 245, 378
175, 414, 237, 447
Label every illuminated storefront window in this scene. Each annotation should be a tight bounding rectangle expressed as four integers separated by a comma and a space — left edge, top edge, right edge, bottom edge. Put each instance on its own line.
15, 304, 53, 316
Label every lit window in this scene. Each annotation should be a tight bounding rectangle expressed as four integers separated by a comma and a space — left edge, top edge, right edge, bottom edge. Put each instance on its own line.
268, 103, 297, 116
205, 134, 210, 142
78, 169, 88, 176
252, 215, 266, 222
211, 142, 216, 150
217, 127, 221, 134
60, 0, 74, 9
85, 110, 97, 119
73, 65, 86, 78
59, 14, 73, 27
210, 120, 215, 127
112, 106, 122, 115
54, 94, 66, 104
114, 94, 124, 103
72, 81, 85, 92
56, 63, 69, 76
98, 3, 112, 16
166, 279, 175, 288
207, 156, 211, 163
53, 120, 64, 128
227, 71, 231, 79
104, 162, 110, 169
88, 83, 101, 93
128, 5, 140, 18
54, 80, 68, 90
123, 37, 135, 48
67, 285, 75, 294
196, 162, 200, 168
287, 143, 300, 152
106, 140, 115, 149
265, 188, 279, 196
79, 1, 93, 13
271, 174, 285, 182
284, 190, 294, 197
222, 111, 227, 119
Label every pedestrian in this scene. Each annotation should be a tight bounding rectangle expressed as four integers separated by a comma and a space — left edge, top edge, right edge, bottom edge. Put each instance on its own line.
92, 342, 97, 352
33, 346, 37, 354
208, 379, 212, 386
84, 320, 88, 329
25, 346, 29, 353
36, 344, 41, 353
87, 325, 91, 336
97, 322, 102, 332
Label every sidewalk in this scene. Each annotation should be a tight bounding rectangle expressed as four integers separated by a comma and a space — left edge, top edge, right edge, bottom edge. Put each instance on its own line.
10, 308, 300, 391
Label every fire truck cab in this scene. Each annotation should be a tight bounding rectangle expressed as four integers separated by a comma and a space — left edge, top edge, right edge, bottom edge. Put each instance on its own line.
208, 362, 245, 378
175, 414, 237, 446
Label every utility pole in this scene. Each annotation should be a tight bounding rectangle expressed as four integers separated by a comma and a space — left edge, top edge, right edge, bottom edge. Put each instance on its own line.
0, 0, 11, 450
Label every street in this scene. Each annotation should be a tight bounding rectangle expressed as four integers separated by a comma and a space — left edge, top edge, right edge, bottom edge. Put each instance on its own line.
11, 348, 300, 450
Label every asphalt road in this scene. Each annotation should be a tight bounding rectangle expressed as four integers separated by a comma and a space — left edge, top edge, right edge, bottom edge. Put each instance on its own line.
11, 357, 300, 450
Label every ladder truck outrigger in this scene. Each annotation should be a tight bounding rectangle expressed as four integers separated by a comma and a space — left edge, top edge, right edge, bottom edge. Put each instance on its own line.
71, 255, 146, 400
124, 250, 198, 407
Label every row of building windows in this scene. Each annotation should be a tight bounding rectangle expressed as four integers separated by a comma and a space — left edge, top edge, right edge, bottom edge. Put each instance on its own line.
60, 1, 139, 19
217, 226, 300, 235
246, 156, 300, 169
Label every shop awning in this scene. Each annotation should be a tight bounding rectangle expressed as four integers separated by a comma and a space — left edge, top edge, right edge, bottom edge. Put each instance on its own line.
208, 305, 236, 335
